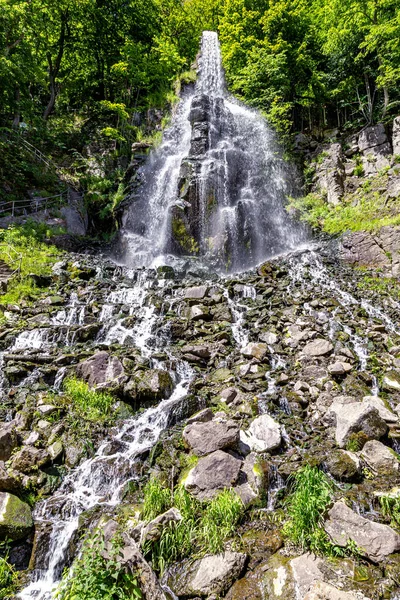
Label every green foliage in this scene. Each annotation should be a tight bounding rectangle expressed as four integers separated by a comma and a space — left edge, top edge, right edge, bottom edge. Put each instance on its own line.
0, 221, 62, 305
142, 480, 244, 574
346, 431, 369, 452
0, 550, 19, 600
63, 377, 115, 423
379, 492, 400, 527
56, 530, 142, 600
283, 465, 334, 553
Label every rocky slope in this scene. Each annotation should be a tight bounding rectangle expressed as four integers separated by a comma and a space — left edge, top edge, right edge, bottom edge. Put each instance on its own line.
1, 240, 400, 599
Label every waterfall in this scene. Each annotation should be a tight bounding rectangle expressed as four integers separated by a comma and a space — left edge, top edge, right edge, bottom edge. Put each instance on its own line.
117, 31, 306, 272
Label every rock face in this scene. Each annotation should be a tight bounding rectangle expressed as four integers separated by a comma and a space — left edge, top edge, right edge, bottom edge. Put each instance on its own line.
340, 225, 400, 277
240, 415, 281, 453
183, 420, 239, 456
393, 115, 400, 155
314, 144, 345, 205
0, 492, 33, 541
76, 352, 125, 388
184, 450, 242, 500
332, 402, 387, 448
165, 551, 247, 597
324, 501, 400, 562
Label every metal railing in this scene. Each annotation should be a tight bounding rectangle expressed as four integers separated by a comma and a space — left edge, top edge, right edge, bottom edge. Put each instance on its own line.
0, 190, 68, 219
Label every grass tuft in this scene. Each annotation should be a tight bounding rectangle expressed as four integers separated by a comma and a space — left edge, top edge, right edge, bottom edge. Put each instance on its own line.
63, 377, 115, 422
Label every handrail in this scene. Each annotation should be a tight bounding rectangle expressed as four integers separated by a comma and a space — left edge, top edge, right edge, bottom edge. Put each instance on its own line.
0, 190, 68, 218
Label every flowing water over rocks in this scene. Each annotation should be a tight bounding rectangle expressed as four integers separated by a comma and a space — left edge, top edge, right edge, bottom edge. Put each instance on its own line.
118, 31, 306, 272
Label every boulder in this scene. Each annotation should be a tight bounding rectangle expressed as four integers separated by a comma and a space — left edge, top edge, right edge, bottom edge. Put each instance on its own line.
383, 370, 400, 392
183, 420, 239, 456
186, 408, 213, 425
328, 362, 352, 376
0, 462, 21, 494
181, 345, 211, 359
358, 124, 389, 153
360, 440, 399, 474
324, 501, 400, 562
185, 286, 208, 299
302, 340, 333, 357
76, 351, 125, 388
332, 402, 387, 448
126, 369, 173, 404
188, 305, 210, 321
290, 553, 324, 599
362, 396, 397, 423
164, 551, 247, 597
0, 492, 33, 541
305, 581, 370, 600
393, 116, 400, 156
241, 342, 268, 361
240, 415, 281, 453
234, 452, 266, 507
184, 450, 242, 500
315, 144, 345, 205
324, 450, 360, 481
11, 446, 50, 473
260, 332, 278, 345
47, 440, 64, 462
0, 422, 18, 461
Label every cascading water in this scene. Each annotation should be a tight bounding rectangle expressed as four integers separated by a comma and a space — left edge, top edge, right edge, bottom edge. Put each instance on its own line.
117, 31, 306, 272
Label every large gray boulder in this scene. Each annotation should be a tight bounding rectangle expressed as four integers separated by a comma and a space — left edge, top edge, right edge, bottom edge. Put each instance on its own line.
184, 450, 242, 500
362, 396, 397, 423
0, 462, 21, 494
76, 351, 126, 388
241, 342, 268, 360
331, 402, 387, 448
183, 420, 239, 456
240, 414, 281, 453
164, 551, 247, 597
302, 339, 333, 357
305, 581, 370, 600
324, 501, 400, 562
125, 369, 173, 404
11, 446, 50, 473
360, 440, 400, 475
358, 124, 390, 153
185, 285, 208, 299
0, 492, 33, 541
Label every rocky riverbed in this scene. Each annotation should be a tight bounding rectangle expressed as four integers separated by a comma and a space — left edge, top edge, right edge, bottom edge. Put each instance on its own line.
2, 242, 400, 599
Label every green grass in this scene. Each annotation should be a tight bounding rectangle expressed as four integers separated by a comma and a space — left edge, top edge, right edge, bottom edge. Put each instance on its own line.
141, 481, 244, 574
283, 465, 334, 553
378, 492, 400, 528
56, 530, 142, 600
0, 554, 19, 600
357, 274, 400, 300
0, 221, 63, 305
63, 377, 115, 423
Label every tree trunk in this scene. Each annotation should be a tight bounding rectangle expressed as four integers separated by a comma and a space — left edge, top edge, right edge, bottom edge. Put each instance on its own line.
43, 11, 68, 120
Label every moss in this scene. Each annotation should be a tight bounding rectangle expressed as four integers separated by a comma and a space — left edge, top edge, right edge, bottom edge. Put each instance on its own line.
171, 216, 199, 254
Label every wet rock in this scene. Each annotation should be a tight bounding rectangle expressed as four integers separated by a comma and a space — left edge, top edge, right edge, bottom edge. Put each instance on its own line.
76, 351, 126, 388
183, 420, 239, 456
0, 492, 33, 541
304, 581, 370, 600
181, 344, 211, 359
185, 285, 208, 299
302, 339, 333, 357
188, 305, 211, 321
324, 500, 400, 562
332, 402, 388, 448
241, 342, 268, 361
324, 450, 360, 481
164, 551, 247, 597
240, 414, 281, 453
11, 446, 50, 473
235, 452, 267, 507
184, 450, 242, 500
0, 422, 18, 461
360, 440, 400, 474
127, 369, 174, 404
186, 408, 213, 425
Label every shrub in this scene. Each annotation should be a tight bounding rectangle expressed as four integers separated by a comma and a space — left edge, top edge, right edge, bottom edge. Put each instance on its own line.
0, 554, 18, 600
56, 530, 142, 600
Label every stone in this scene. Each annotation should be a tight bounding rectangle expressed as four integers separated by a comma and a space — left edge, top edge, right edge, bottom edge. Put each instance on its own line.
128, 369, 174, 404
302, 339, 333, 357
37, 404, 57, 416
260, 332, 278, 345
360, 440, 399, 474
139, 508, 182, 545
241, 342, 268, 361
0, 422, 18, 461
358, 124, 389, 152
340, 231, 391, 271
0, 462, 21, 494
23, 431, 40, 446
47, 440, 63, 462
76, 351, 125, 388
11, 446, 50, 473
234, 452, 266, 507
305, 581, 370, 600
181, 345, 211, 359
324, 450, 360, 481
315, 144, 345, 205
290, 553, 324, 599
393, 116, 400, 156
165, 551, 247, 597
185, 285, 208, 299
0, 492, 33, 541
183, 420, 239, 456
220, 387, 238, 403
188, 305, 210, 321
186, 408, 213, 425
332, 402, 387, 448
240, 415, 281, 453
184, 450, 242, 500
328, 362, 353, 376
383, 370, 400, 391
324, 500, 400, 562
362, 396, 397, 423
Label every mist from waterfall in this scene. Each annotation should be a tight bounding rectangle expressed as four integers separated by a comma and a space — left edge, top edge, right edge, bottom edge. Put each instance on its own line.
117, 31, 307, 272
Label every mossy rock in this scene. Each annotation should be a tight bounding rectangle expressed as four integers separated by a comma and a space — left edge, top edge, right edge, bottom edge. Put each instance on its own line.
0, 492, 33, 541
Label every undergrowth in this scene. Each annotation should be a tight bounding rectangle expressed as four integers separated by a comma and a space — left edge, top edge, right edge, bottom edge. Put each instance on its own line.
63, 377, 115, 423
142, 479, 244, 574
378, 492, 400, 528
0, 221, 63, 305
0, 549, 19, 600
56, 530, 142, 600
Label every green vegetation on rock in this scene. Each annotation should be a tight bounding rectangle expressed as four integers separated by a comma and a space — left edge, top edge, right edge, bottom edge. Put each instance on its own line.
63, 378, 115, 423
0, 551, 19, 600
